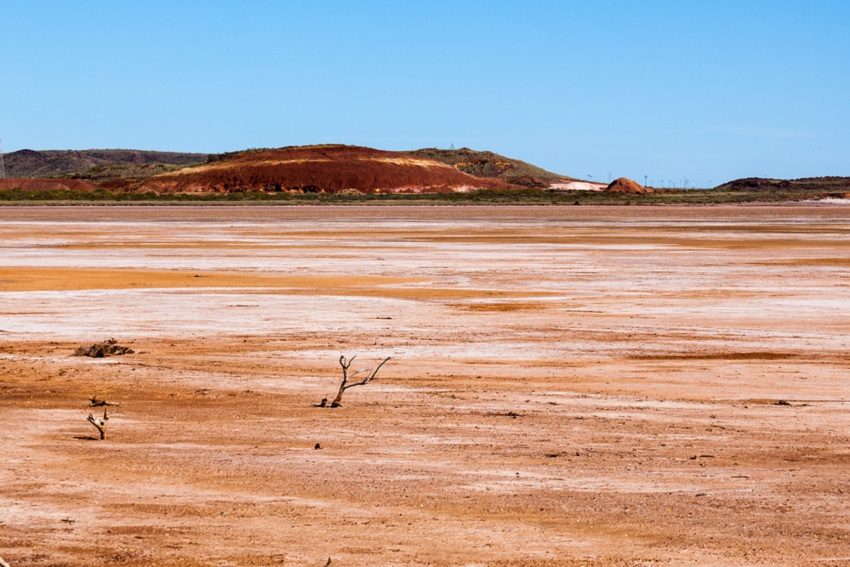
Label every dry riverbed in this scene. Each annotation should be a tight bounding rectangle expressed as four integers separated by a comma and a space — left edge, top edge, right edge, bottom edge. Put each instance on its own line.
0, 205, 848, 566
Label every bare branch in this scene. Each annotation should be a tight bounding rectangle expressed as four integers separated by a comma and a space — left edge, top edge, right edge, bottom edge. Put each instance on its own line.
89, 396, 120, 408
342, 357, 391, 390
340, 355, 355, 370
326, 356, 391, 408
86, 406, 110, 440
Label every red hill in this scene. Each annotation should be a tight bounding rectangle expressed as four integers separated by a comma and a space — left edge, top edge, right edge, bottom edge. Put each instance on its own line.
139, 145, 512, 195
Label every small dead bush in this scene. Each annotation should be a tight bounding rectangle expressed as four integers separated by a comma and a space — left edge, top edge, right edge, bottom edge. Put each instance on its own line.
317, 355, 391, 408
74, 338, 134, 358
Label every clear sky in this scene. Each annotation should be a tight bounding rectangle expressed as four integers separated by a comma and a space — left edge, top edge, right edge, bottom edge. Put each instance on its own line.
1, 0, 848, 186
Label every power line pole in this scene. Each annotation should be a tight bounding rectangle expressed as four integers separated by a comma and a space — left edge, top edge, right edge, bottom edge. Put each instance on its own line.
0, 139, 5, 179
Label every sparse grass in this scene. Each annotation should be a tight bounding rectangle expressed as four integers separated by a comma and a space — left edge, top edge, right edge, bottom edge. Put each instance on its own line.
4, 149, 207, 179
70, 162, 189, 181
410, 148, 567, 187
0, 187, 843, 205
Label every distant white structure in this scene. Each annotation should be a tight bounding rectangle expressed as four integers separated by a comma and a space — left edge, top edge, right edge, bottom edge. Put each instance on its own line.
0, 139, 5, 179
548, 180, 606, 192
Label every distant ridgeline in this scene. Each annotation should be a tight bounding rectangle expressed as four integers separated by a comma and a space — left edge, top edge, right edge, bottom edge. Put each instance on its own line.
3, 149, 208, 180
2, 145, 848, 201
715, 176, 850, 191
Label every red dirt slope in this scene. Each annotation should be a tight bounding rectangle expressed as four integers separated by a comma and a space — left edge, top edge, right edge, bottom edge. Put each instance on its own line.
139, 145, 513, 195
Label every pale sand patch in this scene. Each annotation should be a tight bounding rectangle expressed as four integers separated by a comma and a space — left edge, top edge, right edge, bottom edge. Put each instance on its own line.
164, 157, 333, 175
549, 180, 606, 191
367, 156, 452, 168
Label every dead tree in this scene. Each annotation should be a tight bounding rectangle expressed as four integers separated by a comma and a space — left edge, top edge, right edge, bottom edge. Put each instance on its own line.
318, 355, 390, 408
86, 397, 119, 440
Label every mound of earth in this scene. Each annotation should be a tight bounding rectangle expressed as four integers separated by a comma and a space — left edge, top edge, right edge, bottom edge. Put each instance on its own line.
3, 149, 208, 180
605, 177, 652, 194
717, 177, 850, 191
410, 147, 573, 188
0, 178, 99, 192
74, 338, 134, 358
140, 145, 512, 195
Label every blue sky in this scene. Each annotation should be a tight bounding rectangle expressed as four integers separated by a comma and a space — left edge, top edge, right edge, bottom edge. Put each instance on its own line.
1, 0, 848, 186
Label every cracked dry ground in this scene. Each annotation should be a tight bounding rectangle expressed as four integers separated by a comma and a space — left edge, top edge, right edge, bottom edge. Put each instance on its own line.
0, 205, 848, 566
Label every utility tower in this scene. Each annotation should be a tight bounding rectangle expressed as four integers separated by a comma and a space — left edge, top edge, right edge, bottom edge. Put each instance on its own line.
0, 139, 5, 179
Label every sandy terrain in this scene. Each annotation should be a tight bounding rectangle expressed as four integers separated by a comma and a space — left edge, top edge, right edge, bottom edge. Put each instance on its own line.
0, 205, 848, 566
